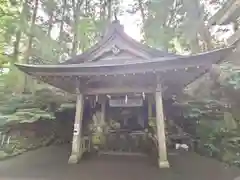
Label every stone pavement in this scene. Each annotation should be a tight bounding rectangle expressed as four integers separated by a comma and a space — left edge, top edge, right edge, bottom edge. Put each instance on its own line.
0, 145, 240, 180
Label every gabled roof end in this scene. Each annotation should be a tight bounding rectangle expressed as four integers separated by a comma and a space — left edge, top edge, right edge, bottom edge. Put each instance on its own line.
103, 20, 124, 37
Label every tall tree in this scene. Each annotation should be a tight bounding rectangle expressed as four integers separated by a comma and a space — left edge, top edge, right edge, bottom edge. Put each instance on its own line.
23, 0, 39, 92
43, 0, 57, 37
59, 0, 67, 43
71, 0, 84, 56
181, 0, 213, 52
24, 0, 39, 64
13, 0, 29, 64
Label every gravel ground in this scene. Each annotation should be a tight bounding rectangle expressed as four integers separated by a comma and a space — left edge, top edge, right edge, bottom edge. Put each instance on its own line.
0, 145, 240, 180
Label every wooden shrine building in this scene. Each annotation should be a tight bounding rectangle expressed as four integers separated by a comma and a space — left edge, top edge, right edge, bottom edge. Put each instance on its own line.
16, 20, 234, 168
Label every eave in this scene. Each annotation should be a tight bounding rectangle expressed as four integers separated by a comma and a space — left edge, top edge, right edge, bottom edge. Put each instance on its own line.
15, 46, 234, 95
15, 47, 233, 76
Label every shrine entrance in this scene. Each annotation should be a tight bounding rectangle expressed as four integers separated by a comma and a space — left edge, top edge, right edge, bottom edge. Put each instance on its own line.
93, 95, 149, 155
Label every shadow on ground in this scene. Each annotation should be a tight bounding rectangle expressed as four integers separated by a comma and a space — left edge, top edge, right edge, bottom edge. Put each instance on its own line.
0, 145, 240, 180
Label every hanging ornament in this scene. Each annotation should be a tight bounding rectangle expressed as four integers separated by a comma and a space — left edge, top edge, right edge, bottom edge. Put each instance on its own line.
125, 95, 128, 104
142, 92, 145, 100
96, 95, 98, 102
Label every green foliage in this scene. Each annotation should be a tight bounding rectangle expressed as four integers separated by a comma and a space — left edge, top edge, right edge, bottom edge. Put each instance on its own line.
142, 0, 182, 50
0, 96, 55, 126
0, 0, 20, 67
180, 65, 240, 166
57, 103, 76, 111
180, 99, 224, 119
0, 77, 55, 126
0, 131, 56, 160
196, 124, 240, 166
221, 64, 240, 89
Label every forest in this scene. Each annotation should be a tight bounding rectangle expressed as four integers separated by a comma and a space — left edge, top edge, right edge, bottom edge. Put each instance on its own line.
0, 0, 240, 167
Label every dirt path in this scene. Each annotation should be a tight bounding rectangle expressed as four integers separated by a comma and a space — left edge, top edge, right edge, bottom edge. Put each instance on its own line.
0, 145, 240, 180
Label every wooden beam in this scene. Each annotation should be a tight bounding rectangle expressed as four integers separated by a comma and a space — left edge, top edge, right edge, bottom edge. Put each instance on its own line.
84, 87, 155, 95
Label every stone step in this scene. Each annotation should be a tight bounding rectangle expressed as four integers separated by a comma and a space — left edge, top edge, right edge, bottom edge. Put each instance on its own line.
98, 151, 147, 157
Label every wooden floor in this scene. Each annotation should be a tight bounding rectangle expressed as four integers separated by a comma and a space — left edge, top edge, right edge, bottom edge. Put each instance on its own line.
0, 145, 240, 180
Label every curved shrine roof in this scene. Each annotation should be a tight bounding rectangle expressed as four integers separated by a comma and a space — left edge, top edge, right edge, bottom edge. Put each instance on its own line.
15, 20, 235, 95
15, 47, 233, 76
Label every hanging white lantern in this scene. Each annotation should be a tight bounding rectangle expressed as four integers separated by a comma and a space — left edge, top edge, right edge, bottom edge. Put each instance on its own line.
125, 95, 128, 104
96, 95, 98, 102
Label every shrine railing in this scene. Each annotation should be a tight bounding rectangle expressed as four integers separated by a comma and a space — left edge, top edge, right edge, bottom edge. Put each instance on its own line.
81, 136, 91, 154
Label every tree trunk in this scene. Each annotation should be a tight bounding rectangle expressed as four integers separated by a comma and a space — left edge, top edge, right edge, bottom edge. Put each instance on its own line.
13, 31, 21, 64
13, 0, 29, 64
47, 11, 54, 37
137, 0, 146, 23
59, 0, 67, 43
107, 0, 112, 20
71, 0, 84, 56
183, 0, 213, 52
23, 0, 39, 93
189, 37, 201, 53
10, 0, 30, 93
199, 25, 213, 50
100, 0, 106, 20
25, 0, 39, 64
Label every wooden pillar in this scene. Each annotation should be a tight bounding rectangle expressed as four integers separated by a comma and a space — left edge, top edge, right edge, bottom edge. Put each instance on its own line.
148, 97, 152, 118
68, 93, 84, 164
100, 99, 106, 126
155, 83, 169, 168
